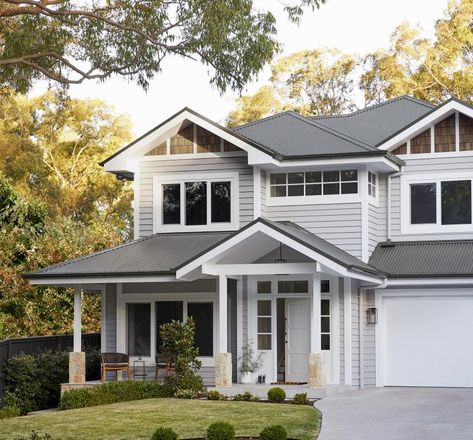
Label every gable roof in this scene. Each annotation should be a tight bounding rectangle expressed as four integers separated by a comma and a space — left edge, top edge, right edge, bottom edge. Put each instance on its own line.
369, 240, 473, 278
25, 218, 382, 283
312, 96, 434, 147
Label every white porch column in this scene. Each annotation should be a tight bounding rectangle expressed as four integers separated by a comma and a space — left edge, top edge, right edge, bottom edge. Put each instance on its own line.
69, 286, 85, 384
215, 275, 232, 387
309, 272, 325, 387
344, 277, 353, 386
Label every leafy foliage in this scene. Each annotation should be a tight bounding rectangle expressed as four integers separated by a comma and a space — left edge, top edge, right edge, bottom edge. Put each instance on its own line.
238, 339, 264, 373
59, 380, 172, 410
150, 427, 178, 440
14, 432, 56, 440
267, 387, 286, 403
159, 318, 203, 397
232, 391, 259, 402
259, 425, 288, 440
291, 392, 310, 405
2, 348, 100, 415
0, 90, 132, 339
206, 421, 235, 440
0, 404, 20, 419
227, 0, 473, 125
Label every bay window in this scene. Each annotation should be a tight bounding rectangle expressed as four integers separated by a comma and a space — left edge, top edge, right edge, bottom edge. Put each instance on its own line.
155, 173, 238, 231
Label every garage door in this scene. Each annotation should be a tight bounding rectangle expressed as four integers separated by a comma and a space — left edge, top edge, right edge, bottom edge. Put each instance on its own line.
384, 295, 473, 387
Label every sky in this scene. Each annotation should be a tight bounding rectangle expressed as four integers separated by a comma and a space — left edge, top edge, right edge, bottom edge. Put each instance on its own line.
40, 0, 450, 137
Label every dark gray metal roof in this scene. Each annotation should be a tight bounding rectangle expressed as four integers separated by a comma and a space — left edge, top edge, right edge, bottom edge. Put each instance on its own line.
369, 240, 473, 278
233, 111, 385, 159
25, 231, 232, 279
314, 96, 434, 147
25, 218, 382, 280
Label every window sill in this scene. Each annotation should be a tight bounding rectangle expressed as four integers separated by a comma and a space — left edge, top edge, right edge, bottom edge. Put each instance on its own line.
153, 223, 239, 234
266, 194, 361, 206
401, 224, 473, 235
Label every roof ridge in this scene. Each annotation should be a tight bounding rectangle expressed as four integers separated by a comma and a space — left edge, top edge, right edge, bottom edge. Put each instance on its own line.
287, 111, 378, 152
232, 111, 293, 131
34, 230, 232, 275
314, 95, 435, 121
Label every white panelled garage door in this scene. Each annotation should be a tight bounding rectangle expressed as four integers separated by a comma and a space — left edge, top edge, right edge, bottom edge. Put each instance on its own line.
383, 294, 473, 387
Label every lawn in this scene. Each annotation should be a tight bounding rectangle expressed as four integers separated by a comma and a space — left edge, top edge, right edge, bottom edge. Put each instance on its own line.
0, 398, 321, 440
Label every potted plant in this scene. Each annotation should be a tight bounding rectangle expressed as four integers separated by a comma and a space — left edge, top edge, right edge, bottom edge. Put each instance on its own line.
239, 339, 264, 384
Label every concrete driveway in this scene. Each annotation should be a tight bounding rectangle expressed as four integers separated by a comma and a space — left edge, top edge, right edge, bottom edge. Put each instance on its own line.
315, 387, 473, 440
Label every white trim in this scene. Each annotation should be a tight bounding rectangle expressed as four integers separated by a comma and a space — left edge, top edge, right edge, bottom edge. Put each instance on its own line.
379, 100, 473, 151
253, 167, 261, 219
400, 171, 473, 235
331, 279, 340, 384
176, 221, 385, 284
455, 112, 460, 152
29, 275, 179, 285
133, 169, 140, 240
374, 287, 473, 387
360, 168, 369, 262
395, 150, 473, 160
203, 263, 319, 276
152, 171, 239, 233
100, 284, 106, 352
139, 151, 247, 162
310, 272, 322, 353
343, 278, 352, 386
430, 126, 435, 154
275, 156, 400, 171
386, 277, 473, 286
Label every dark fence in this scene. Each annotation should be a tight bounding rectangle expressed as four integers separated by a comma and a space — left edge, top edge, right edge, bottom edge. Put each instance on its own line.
0, 333, 100, 399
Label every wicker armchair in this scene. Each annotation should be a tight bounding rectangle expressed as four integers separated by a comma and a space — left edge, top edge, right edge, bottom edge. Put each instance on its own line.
101, 353, 130, 382
155, 353, 176, 381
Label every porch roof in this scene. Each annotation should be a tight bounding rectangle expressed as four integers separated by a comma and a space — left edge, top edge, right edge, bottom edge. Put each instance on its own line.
24, 218, 383, 283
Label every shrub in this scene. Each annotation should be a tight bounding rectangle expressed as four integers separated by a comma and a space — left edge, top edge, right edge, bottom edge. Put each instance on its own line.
259, 425, 287, 440
0, 405, 20, 419
160, 319, 203, 398
267, 387, 286, 403
232, 391, 256, 402
59, 380, 172, 410
150, 427, 178, 440
207, 390, 222, 400
14, 431, 55, 440
2, 347, 101, 415
174, 388, 198, 399
291, 392, 310, 405
207, 421, 235, 440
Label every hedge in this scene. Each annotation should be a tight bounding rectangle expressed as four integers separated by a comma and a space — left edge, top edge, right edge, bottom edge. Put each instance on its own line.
59, 380, 173, 410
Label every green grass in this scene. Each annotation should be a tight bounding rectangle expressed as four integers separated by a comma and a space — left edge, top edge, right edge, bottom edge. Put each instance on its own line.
0, 398, 321, 440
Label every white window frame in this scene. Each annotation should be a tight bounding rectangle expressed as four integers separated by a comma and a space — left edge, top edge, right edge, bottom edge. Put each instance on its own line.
153, 172, 239, 233
401, 171, 473, 234
368, 171, 377, 199
266, 167, 362, 206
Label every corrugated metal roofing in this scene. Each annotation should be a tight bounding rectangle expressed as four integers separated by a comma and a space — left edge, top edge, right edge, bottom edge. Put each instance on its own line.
314, 96, 434, 147
233, 111, 384, 158
26, 231, 231, 278
369, 240, 473, 277
25, 218, 382, 280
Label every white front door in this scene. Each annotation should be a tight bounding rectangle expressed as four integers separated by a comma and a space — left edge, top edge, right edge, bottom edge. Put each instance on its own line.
285, 298, 310, 382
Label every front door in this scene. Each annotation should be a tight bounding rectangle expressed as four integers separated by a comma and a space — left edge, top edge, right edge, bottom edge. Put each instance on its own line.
285, 298, 310, 382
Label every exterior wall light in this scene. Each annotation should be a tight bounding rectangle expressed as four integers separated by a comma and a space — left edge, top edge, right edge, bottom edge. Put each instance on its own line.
367, 307, 378, 324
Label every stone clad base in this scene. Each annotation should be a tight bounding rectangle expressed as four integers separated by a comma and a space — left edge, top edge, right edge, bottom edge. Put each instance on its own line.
215, 352, 232, 387
309, 352, 326, 388
69, 351, 86, 384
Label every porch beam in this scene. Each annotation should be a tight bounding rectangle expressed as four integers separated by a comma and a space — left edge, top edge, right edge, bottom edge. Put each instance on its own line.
203, 263, 319, 276
73, 286, 82, 353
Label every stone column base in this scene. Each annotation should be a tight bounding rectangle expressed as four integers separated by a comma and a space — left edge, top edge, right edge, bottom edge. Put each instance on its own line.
309, 352, 326, 388
69, 351, 86, 384
215, 352, 232, 387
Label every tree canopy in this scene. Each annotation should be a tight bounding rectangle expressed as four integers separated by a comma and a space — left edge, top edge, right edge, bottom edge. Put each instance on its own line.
0, 0, 325, 93
0, 90, 132, 338
227, 0, 473, 126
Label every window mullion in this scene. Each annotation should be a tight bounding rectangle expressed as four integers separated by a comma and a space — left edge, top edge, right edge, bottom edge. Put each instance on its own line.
436, 181, 441, 225
181, 183, 185, 226
207, 180, 211, 225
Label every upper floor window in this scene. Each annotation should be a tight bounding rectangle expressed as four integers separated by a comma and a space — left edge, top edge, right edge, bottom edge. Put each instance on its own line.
403, 173, 473, 233
154, 173, 238, 232
269, 170, 358, 199
368, 172, 377, 198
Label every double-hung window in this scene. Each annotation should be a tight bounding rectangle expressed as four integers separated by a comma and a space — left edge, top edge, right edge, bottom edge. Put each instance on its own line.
154, 173, 238, 231
404, 174, 473, 232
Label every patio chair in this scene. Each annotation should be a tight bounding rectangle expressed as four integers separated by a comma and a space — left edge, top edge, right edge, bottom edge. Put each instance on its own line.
155, 353, 176, 381
101, 352, 131, 382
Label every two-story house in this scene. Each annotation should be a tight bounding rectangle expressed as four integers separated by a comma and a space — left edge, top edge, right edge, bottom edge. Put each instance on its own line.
25, 95, 473, 393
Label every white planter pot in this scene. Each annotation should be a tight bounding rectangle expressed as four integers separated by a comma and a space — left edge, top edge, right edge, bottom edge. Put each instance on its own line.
240, 372, 254, 384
